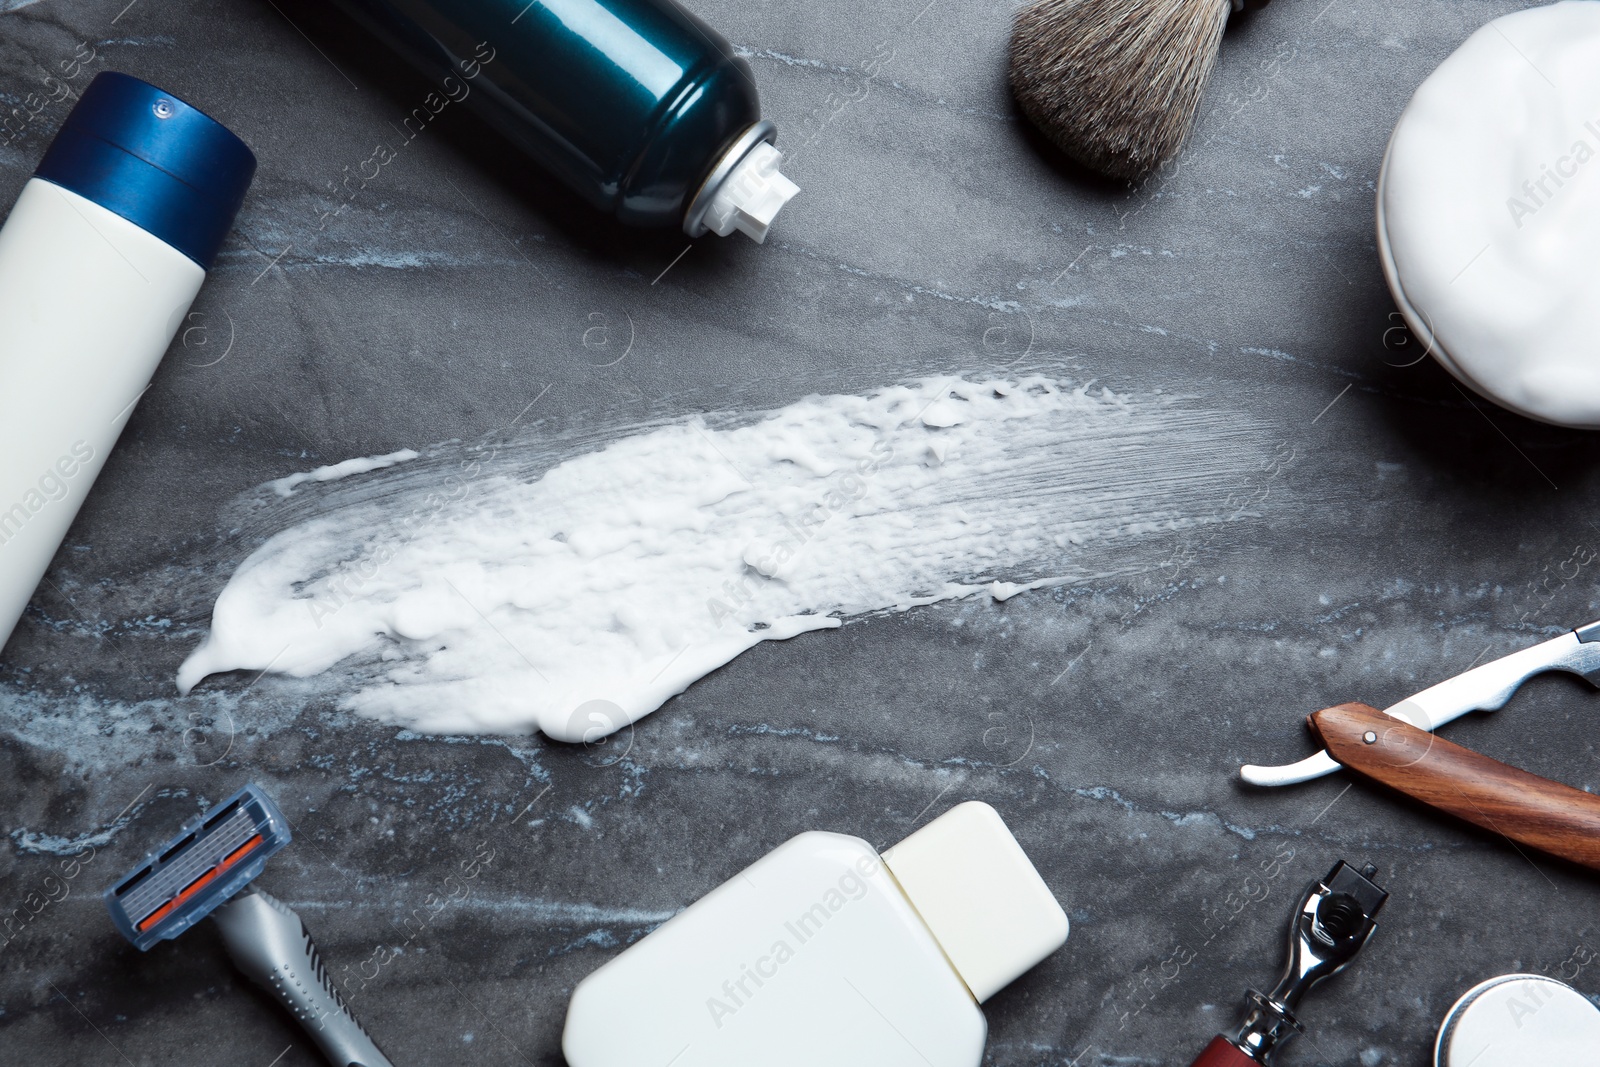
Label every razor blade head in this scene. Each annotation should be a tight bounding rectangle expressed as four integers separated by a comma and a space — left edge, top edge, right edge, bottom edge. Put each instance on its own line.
104, 783, 290, 951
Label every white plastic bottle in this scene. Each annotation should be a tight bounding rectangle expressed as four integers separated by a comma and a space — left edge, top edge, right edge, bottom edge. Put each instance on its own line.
562, 801, 1070, 1067
0, 72, 254, 652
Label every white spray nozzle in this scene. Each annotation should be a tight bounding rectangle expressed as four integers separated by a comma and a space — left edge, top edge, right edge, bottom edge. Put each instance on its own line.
703, 141, 799, 244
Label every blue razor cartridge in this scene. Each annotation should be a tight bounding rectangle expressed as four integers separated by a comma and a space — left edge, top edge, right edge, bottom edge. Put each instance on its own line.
105, 783, 290, 951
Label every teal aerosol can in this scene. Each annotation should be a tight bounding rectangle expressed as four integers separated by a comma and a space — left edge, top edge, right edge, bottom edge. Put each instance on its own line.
328, 0, 798, 242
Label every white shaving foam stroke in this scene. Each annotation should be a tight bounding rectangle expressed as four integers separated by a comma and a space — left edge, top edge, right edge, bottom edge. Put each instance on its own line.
269, 448, 419, 497
177, 377, 1269, 741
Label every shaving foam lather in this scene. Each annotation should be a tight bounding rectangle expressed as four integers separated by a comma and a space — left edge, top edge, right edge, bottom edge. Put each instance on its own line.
1190, 859, 1387, 1066
563, 801, 1069, 1067
0, 72, 254, 654
105, 784, 395, 1067
323, 0, 798, 242
1378, 2, 1600, 427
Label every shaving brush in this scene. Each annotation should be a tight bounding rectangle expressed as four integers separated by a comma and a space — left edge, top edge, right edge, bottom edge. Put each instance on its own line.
1010, 0, 1270, 182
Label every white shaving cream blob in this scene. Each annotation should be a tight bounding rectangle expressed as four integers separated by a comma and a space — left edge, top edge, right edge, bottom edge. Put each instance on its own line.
178, 377, 1265, 740
1379, 1, 1600, 427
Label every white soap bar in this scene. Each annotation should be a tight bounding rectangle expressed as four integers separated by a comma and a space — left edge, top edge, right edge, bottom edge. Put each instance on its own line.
1379, 1, 1600, 427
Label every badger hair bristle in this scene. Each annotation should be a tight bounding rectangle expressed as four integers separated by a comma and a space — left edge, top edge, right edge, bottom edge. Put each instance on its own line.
1009, 0, 1232, 182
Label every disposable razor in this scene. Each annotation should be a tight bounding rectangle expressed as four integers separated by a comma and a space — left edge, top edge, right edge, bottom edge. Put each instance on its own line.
1190, 860, 1388, 1066
105, 784, 395, 1067
1242, 621, 1600, 872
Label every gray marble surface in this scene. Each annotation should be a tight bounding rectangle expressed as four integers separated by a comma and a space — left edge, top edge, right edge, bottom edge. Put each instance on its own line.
4, 0, 1600, 1064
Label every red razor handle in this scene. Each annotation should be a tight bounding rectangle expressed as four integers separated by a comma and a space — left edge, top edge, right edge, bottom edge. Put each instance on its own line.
1190, 1035, 1257, 1067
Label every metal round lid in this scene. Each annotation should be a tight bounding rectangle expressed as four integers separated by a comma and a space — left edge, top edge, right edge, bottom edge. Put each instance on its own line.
1435, 974, 1600, 1067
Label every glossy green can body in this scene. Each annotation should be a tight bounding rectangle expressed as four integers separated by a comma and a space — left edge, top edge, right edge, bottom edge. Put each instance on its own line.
331, 0, 763, 229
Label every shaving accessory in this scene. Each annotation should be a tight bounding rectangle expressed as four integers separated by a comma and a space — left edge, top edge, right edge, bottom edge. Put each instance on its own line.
1308, 702, 1600, 871
1009, 0, 1272, 182
1243, 620, 1600, 787
105, 784, 395, 1067
0, 72, 254, 653
562, 802, 1069, 1067
1190, 860, 1387, 1066
321, 0, 796, 241
1435, 973, 1600, 1066
1241, 622, 1600, 870
1376, 3, 1600, 429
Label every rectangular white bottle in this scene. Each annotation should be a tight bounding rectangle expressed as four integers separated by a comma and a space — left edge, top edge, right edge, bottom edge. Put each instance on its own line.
0, 72, 254, 652
562, 801, 1070, 1067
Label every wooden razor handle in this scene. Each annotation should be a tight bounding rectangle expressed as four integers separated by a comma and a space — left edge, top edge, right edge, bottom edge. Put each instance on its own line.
1309, 702, 1600, 872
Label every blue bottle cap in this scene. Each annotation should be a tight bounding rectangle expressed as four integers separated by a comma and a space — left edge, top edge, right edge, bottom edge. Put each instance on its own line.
33, 71, 256, 270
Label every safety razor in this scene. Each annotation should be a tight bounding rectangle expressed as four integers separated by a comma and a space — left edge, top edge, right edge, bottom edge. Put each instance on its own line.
1190, 859, 1388, 1066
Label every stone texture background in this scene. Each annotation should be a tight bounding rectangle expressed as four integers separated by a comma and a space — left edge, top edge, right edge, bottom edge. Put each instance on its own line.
2, 0, 1598, 1064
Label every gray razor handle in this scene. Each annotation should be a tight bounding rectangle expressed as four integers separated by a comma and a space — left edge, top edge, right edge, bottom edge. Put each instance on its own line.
212, 889, 396, 1067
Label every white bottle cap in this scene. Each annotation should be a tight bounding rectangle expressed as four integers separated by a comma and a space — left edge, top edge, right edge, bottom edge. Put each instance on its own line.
702, 141, 799, 244
1435, 974, 1600, 1067
881, 801, 1069, 1003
